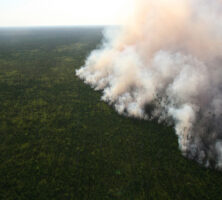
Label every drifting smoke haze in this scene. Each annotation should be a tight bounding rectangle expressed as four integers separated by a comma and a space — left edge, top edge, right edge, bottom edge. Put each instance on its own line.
76, 0, 222, 168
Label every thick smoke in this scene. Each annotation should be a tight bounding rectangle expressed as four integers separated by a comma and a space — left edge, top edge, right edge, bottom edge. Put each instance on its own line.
76, 0, 222, 168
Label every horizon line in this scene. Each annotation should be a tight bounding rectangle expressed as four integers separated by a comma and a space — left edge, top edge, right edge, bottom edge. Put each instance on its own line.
0, 24, 120, 28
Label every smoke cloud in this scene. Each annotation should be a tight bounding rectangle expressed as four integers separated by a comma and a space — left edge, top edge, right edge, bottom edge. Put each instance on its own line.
76, 0, 222, 168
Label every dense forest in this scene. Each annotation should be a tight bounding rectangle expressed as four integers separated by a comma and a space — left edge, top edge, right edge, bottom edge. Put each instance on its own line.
0, 27, 222, 200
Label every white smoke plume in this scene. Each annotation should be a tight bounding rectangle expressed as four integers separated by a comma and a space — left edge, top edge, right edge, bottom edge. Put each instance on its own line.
76, 0, 222, 168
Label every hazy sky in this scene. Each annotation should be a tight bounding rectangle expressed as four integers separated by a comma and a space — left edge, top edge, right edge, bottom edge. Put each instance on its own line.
0, 0, 131, 27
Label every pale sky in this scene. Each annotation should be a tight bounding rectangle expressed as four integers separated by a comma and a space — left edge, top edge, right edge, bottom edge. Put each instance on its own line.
0, 0, 132, 27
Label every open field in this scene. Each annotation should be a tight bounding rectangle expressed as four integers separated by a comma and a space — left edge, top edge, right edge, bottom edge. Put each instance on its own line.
0, 27, 222, 200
